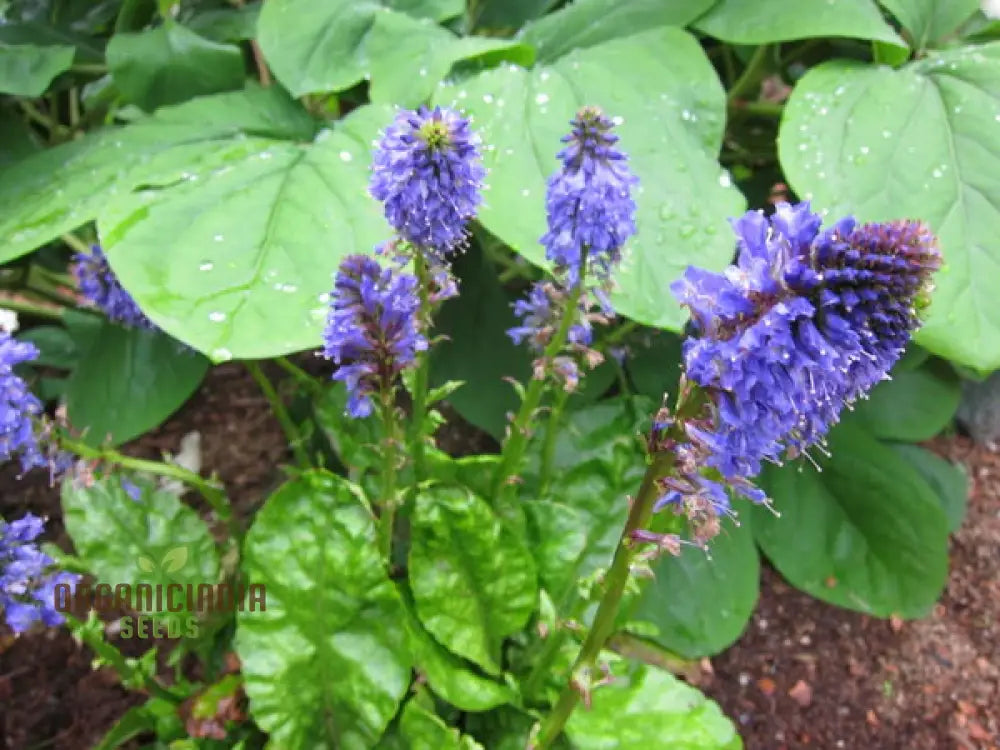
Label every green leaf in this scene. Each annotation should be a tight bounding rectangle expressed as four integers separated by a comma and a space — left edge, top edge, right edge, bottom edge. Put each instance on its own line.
430, 244, 531, 439
65, 324, 208, 446
850, 358, 960, 441
367, 12, 534, 107
236, 471, 411, 750
890, 442, 968, 532
520, 0, 716, 63
880, 0, 980, 51
391, 0, 464, 21
471, 0, 557, 33
185, 3, 261, 42
694, 0, 906, 47
0, 86, 315, 264
0, 42, 73, 96
778, 45, 1000, 370
625, 330, 684, 403
17, 325, 79, 369
62, 474, 220, 621
755, 422, 949, 618
409, 485, 537, 675
565, 662, 742, 750
629, 516, 759, 658
400, 591, 514, 711
107, 21, 245, 111
314, 382, 385, 477
99, 104, 390, 360
397, 700, 486, 749
258, 0, 464, 97
93, 697, 184, 750
435, 27, 744, 333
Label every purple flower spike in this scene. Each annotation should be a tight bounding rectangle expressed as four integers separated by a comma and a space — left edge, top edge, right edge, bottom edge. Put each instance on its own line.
73, 246, 154, 329
1, 513, 79, 633
1, 332, 46, 475
541, 106, 638, 287
659, 203, 941, 535
323, 255, 427, 419
369, 106, 485, 254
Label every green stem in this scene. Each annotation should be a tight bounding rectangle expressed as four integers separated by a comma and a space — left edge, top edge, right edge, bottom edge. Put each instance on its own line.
492, 282, 584, 502
408, 253, 432, 482
538, 387, 569, 497
61, 232, 92, 255
531, 453, 672, 749
728, 100, 785, 119
0, 294, 65, 321
245, 361, 311, 469
17, 100, 67, 138
69, 63, 108, 75
25, 266, 79, 307
726, 44, 772, 105
274, 355, 324, 396
64, 613, 184, 704
378, 393, 399, 564
59, 435, 232, 525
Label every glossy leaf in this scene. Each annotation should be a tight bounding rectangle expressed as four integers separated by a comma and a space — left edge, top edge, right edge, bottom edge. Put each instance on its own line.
236, 471, 411, 750
0, 42, 73, 96
62, 474, 220, 622
185, 3, 261, 42
565, 662, 742, 749
625, 330, 684, 403
435, 27, 744, 333
850, 358, 960, 440
66, 323, 209, 446
0, 86, 315, 264
409, 485, 537, 675
778, 45, 1000, 370
694, 0, 906, 47
430, 244, 531, 439
890, 442, 968, 532
630, 516, 759, 658
755, 422, 949, 618
397, 700, 486, 749
258, 0, 466, 97
107, 22, 245, 111
99, 104, 391, 360
520, 0, 716, 63
880, 0, 980, 50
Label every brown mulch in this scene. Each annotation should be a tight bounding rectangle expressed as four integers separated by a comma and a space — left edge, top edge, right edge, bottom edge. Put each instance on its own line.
2, 364, 998, 749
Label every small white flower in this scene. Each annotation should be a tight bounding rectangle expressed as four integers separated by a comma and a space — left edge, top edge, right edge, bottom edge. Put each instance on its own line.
0, 308, 19, 334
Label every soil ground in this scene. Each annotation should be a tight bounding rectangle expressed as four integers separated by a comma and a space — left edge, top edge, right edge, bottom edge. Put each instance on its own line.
1, 365, 997, 749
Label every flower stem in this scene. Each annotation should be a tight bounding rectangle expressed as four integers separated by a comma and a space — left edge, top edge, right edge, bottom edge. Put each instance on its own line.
378, 393, 400, 564
274, 355, 324, 397
59, 435, 234, 528
245, 361, 311, 469
408, 252, 432, 481
492, 282, 584, 504
531, 452, 672, 749
0, 293, 65, 321
726, 44, 773, 105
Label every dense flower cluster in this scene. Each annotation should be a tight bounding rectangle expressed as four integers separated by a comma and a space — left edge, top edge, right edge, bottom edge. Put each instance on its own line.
369, 106, 485, 254
1, 332, 45, 474
540, 106, 638, 286
322, 255, 426, 418
660, 202, 940, 530
1, 514, 78, 633
73, 245, 154, 329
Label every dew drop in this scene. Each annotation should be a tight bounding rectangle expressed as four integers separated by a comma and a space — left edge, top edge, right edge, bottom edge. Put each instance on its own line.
679, 223, 696, 239
482, 93, 494, 104
199, 262, 214, 272
214, 234, 225, 242
521, 188, 531, 197
535, 92, 549, 105
212, 348, 233, 362
718, 171, 732, 188
209, 311, 226, 322
339, 150, 353, 162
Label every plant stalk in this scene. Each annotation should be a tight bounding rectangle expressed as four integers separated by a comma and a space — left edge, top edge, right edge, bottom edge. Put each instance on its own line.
408, 252, 432, 481
538, 387, 570, 496
727, 44, 772, 105
274, 355, 324, 396
245, 360, 311, 469
378, 392, 400, 564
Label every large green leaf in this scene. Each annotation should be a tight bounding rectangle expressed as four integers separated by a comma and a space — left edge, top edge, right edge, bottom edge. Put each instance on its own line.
0, 86, 315, 264
258, 0, 470, 97
519, 0, 716, 63
890, 442, 968, 532
471, 0, 557, 33
99, 104, 390, 360
630, 516, 759, 658
625, 330, 684, 403
778, 45, 1000, 370
565, 662, 742, 750
0, 42, 73, 96
409, 485, 537, 675
694, 0, 906, 47
236, 471, 411, 750
62, 474, 220, 622
435, 27, 744, 333
65, 323, 209, 446
880, 0, 980, 51
107, 21, 245, 111
754, 422, 949, 618
430, 243, 531, 439
850, 357, 960, 440
396, 700, 485, 750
